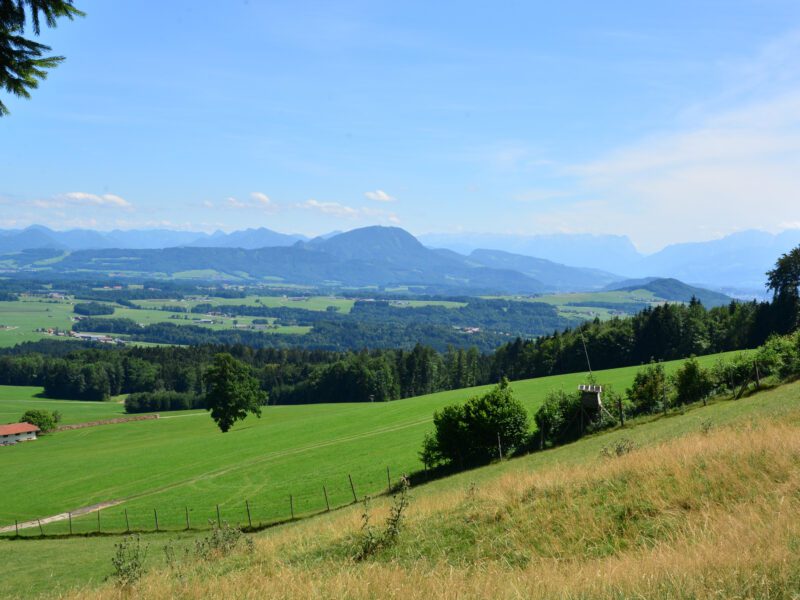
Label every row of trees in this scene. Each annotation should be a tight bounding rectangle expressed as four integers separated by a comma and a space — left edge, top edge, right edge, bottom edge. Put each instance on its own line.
423, 328, 800, 469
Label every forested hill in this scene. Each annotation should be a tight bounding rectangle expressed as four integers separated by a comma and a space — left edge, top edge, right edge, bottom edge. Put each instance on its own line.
607, 277, 731, 307
3, 227, 546, 294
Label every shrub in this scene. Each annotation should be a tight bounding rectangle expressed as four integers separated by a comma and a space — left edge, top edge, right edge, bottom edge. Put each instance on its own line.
673, 356, 714, 406
626, 362, 667, 415
533, 388, 582, 448
421, 379, 529, 467
354, 476, 410, 561
19, 409, 57, 433
600, 438, 636, 458
110, 534, 148, 588
194, 521, 251, 560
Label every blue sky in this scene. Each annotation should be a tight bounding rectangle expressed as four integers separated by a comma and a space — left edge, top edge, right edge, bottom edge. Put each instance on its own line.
2, 0, 800, 252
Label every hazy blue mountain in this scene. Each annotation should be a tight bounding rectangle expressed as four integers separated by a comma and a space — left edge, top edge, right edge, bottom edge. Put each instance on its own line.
419, 232, 642, 273
106, 229, 207, 249
188, 227, 306, 249
466, 248, 624, 292
27, 226, 545, 294
638, 229, 800, 290
0, 226, 65, 252
609, 278, 731, 307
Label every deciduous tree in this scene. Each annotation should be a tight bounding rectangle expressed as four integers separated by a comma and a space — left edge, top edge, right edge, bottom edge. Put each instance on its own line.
204, 353, 267, 432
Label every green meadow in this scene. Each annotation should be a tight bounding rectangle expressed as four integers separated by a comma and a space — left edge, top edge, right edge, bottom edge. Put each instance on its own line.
0, 350, 742, 538
0, 299, 75, 346
0, 350, 789, 599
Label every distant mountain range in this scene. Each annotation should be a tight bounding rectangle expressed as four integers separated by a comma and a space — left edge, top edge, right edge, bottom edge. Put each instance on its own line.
0, 224, 795, 296
420, 229, 800, 294
0, 225, 307, 252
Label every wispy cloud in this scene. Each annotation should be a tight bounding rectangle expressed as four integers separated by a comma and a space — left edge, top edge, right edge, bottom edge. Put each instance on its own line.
301, 199, 400, 224
63, 192, 132, 208
250, 192, 272, 205
364, 189, 395, 202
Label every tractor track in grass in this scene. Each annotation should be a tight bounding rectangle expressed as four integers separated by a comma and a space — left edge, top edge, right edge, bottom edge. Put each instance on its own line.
0, 500, 124, 533
0, 415, 432, 532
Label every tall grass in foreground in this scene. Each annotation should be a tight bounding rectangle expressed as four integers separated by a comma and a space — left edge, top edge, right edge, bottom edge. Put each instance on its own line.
73, 414, 800, 599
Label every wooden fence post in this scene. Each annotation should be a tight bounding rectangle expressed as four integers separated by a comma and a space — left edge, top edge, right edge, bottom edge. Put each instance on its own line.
245, 500, 252, 528
15, 519, 18, 536
68, 513, 72, 535
124, 509, 129, 533
497, 432, 503, 459
154, 508, 159, 532
289, 495, 294, 520
617, 396, 624, 426
38, 519, 43, 536
323, 485, 330, 511
348, 474, 357, 502
216, 504, 221, 528
185, 507, 190, 530
387, 466, 392, 490
97, 509, 101, 533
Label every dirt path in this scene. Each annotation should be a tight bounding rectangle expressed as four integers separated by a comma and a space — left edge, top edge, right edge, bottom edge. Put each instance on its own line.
0, 500, 123, 533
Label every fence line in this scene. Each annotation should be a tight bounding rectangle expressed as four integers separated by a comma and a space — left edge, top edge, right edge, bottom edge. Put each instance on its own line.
0, 465, 404, 540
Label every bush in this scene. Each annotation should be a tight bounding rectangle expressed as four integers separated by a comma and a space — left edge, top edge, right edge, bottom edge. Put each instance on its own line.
354, 476, 410, 561
194, 522, 251, 559
19, 409, 57, 433
110, 534, 148, 588
533, 388, 582, 448
626, 362, 667, 415
673, 356, 714, 406
421, 378, 529, 467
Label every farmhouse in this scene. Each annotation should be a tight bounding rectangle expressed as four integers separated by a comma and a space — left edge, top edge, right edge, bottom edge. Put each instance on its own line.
0, 422, 40, 445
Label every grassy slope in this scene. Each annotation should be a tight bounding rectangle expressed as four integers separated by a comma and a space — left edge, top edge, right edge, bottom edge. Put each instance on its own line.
0, 352, 740, 533
2, 368, 797, 598
0, 386, 126, 425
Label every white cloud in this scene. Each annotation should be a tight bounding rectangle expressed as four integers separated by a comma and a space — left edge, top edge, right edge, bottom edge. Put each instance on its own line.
559, 88, 800, 251
202, 200, 214, 209
226, 197, 248, 209
250, 192, 272, 205
301, 199, 400, 224
61, 192, 132, 208
364, 189, 395, 202
302, 199, 360, 218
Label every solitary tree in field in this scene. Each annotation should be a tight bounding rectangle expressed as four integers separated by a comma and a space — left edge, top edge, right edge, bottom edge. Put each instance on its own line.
204, 353, 267, 433
0, 0, 84, 115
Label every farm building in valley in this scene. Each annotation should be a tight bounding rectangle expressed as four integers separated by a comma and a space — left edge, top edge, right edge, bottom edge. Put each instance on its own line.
0, 422, 40, 445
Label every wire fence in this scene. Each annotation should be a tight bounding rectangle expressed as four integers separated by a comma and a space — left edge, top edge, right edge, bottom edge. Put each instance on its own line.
0, 465, 405, 539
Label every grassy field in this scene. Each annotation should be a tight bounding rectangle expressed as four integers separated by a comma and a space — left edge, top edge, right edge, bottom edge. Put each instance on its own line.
0, 353, 793, 598
0, 351, 742, 536
0, 386, 126, 425
133, 294, 356, 313
486, 289, 663, 322
0, 299, 75, 346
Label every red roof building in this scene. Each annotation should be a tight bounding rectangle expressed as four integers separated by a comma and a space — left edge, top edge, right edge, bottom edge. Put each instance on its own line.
0, 422, 41, 444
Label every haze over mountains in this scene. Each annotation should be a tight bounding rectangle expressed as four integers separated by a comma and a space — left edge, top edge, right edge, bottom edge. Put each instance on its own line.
0, 224, 795, 297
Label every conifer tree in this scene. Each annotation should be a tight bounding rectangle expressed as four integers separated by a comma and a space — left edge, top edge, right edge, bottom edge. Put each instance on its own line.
0, 0, 83, 115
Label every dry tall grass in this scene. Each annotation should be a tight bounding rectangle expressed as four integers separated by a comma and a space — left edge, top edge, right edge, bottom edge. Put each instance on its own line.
74, 416, 800, 599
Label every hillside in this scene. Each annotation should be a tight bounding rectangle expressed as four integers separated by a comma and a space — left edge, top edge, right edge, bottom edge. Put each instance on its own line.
467, 248, 624, 291
606, 277, 731, 307
2, 362, 797, 598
